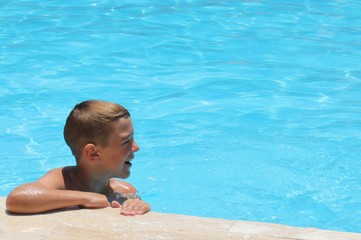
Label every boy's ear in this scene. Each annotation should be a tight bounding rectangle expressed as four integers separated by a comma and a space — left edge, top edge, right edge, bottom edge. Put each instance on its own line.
83, 143, 100, 161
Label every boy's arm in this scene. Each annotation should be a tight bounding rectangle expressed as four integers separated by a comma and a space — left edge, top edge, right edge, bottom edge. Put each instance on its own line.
109, 178, 138, 194
109, 179, 151, 215
6, 169, 109, 214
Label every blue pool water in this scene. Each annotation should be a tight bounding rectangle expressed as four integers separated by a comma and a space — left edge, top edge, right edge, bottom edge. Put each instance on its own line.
1, 0, 361, 233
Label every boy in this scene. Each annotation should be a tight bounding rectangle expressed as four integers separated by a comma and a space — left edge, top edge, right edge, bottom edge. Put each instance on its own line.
6, 100, 151, 216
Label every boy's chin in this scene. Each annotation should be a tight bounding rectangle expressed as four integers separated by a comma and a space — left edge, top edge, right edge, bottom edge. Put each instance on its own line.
114, 171, 130, 179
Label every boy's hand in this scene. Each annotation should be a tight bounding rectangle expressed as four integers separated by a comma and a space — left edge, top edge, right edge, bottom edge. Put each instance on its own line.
82, 192, 110, 208
111, 199, 151, 216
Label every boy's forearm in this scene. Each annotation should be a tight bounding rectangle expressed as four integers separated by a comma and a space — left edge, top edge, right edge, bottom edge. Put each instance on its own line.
6, 183, 96, 214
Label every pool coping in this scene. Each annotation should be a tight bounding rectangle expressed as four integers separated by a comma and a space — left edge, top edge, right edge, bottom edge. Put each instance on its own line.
1, 197, 360, 240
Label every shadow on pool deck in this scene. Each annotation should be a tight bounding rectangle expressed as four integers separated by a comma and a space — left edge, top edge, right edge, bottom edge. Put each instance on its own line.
1, 197, 360, 240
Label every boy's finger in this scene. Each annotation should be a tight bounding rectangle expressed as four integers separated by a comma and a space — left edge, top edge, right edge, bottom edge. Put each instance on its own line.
111, 201, 121, 208
120, 209, 136, 216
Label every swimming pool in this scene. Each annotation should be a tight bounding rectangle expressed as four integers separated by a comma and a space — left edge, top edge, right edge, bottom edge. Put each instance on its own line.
1, 0, 360, 233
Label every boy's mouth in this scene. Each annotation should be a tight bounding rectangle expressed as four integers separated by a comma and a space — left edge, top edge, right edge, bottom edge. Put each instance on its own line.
125, 159, 132, 167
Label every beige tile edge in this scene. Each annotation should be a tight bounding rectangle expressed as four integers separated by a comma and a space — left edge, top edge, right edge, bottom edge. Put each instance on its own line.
1, 197, 360, 240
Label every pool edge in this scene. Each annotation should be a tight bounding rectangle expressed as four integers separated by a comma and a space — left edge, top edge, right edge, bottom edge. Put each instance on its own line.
1, 197, 360, 240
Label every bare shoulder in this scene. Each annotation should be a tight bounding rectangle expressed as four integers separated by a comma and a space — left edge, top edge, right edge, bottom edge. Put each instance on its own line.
109, 178, 137, 194
36, 167, 66, 189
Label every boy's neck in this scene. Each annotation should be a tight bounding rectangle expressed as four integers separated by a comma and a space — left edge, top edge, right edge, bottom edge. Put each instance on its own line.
72, 166, 110, 194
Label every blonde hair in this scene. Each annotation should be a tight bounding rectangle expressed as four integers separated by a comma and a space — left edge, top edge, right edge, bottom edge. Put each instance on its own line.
64, 100, 130, 161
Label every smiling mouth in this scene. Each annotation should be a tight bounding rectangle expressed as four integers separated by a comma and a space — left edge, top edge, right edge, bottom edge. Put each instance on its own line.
125, 160, 132, 167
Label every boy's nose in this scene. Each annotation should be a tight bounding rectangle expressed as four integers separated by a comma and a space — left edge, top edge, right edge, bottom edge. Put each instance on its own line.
132, 140, 140, 152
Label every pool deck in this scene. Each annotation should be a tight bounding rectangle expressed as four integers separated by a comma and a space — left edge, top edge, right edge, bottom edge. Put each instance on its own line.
1, 197, 360, 240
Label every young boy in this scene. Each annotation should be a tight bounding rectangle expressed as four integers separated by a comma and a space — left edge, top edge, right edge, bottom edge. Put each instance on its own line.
6, 100, 151, 216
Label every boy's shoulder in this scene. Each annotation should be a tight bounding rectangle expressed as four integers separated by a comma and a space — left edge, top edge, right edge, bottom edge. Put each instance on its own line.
37, 167, 67, 189
39, 167, 64, 179
48, 167, 64, 175
109, 178, 137, 194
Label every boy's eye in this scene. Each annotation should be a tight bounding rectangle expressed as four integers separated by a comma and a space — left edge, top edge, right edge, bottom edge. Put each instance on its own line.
121, 134, 134, 145
123, 138, 133, 145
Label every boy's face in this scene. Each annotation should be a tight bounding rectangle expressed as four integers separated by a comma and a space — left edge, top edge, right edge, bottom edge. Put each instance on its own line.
98, 117, 139, 179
